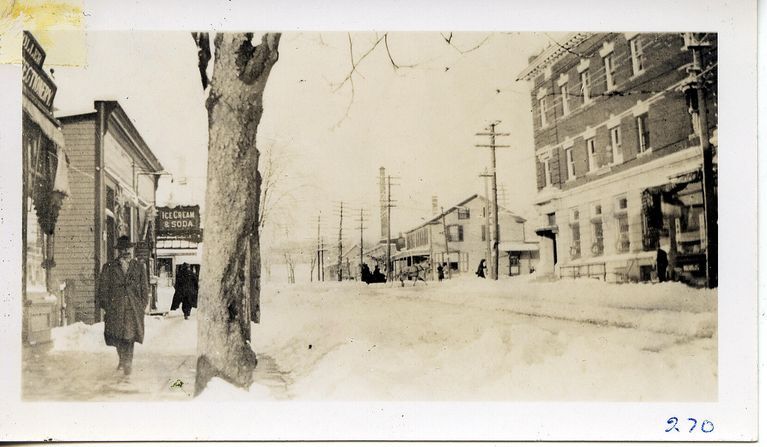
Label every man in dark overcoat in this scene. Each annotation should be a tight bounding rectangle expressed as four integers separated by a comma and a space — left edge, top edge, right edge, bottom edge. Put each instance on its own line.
171, 262, 198, 319
97, 235, 149, 376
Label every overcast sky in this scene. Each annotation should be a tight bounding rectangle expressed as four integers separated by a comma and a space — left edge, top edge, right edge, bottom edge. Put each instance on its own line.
46, 31, 556, 248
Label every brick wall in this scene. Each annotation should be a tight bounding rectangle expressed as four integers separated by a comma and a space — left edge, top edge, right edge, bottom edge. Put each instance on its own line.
527, 33, 717, 194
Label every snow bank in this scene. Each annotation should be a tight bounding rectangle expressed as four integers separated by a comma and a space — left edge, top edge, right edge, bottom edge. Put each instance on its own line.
51, 312, 197, 355
195, 377, 273, 401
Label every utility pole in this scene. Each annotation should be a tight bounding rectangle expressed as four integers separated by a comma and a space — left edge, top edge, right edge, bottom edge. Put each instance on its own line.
476, 121, 510, 280
356, 208, 368, 281
683, 33, 717, 289
480, 169, 493, 278
441, 206, 451, 279
385, 174, 399, 282
336, 202, 344, 281
316, 213, 321, 282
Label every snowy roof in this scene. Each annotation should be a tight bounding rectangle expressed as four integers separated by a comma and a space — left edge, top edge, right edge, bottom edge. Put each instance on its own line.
404, 193, 525, 235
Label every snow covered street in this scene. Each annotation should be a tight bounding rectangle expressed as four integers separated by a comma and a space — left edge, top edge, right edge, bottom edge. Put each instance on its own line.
23, 277, 717, 401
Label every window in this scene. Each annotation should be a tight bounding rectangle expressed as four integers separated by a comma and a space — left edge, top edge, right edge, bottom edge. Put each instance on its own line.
481, 224, 486, 241
617, 196, 628, 211
560, 84, 570, 116
447, 224, 463, 242
457, 208, 470, 219
543, 159, 551, 186
629, 37, 645, 76
571, 224, 581, 259
570, 207, 581, 259
580, 71, 591, 104
637, 114, 650, 152
610, 126, 623, 164
604, 54, 616, 90
592, 221, 604, 256
547, 213, 556, 226
566, 148, 575, 180
617, 215, 630, 253
539, 97, 548, 127
587, 138, 597, 172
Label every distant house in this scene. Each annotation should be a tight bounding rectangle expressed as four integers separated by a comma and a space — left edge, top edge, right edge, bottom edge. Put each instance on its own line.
396, 194, 538, 278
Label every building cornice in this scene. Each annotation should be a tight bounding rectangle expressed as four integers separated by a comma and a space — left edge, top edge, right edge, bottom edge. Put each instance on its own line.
516, 33, 593, 82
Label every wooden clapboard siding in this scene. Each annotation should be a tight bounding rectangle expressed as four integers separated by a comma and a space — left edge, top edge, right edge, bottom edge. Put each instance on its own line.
54, 118, 98, 323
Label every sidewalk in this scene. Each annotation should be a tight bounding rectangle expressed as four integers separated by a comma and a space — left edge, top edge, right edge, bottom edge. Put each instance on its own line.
23, 285, 197, 401
22, 340, 196, 401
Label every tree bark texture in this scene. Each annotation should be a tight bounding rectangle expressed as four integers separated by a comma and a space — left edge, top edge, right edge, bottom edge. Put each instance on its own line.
195, 33, 281, 395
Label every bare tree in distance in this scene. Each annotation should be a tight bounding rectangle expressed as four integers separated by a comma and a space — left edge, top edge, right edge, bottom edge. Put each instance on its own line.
193, 32, 281, 395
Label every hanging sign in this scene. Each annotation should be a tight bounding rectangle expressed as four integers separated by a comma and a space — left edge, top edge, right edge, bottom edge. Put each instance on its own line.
156, 205, 201, 237
22, 32, 57, 110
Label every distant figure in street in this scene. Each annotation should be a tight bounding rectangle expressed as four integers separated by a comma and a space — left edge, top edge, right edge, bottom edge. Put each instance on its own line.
97, 236, 149, 376
656, 247, 669, 283
371, 265, 386, 283
437, 263, 444, 281
361, 263, 372, 284
171, 262, 198, 319
442, 262, 449, 279
476, 259, 487, 278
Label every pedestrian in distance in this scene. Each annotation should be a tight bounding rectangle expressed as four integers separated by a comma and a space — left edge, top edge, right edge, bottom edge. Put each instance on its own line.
476, 259, 487, 278
171, 262, 198, 319
437, 263, 444, 282
97, 235, 149, 376
656, 246, 669, 283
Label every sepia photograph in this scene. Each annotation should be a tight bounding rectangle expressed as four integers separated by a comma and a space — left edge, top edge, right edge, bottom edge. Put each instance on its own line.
0, 0, 759, 442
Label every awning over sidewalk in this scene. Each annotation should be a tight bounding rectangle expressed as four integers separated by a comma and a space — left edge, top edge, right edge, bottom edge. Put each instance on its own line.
392, 248, 431, 260
23, 97, 66, 148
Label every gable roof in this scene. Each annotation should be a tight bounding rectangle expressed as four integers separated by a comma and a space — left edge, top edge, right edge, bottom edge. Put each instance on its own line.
404, 194, 525, 235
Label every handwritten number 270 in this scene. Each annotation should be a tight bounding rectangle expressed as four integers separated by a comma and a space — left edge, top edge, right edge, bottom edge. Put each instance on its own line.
666, 417, 714, 433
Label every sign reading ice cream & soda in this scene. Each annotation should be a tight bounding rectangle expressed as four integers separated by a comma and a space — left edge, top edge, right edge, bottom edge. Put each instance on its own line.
156, 205, 201, 237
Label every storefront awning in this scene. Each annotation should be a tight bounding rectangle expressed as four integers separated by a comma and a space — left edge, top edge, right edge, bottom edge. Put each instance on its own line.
22, 97, 66, 148
392, 248, 431, 260
499, 242, 539, 252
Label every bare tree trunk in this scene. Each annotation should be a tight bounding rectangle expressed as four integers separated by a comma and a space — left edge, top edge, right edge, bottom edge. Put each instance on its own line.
195, 32, 281, 395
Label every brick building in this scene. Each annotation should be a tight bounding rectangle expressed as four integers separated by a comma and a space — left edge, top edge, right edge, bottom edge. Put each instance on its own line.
55, 101, 164, 323
517, 33, 717, 283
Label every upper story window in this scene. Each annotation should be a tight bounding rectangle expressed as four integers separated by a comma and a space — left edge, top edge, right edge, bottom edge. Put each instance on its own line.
610, 126, 623, 164
565, 147, 575, 180
637, 114, 651, 153
604, 53, 616, 90
447, 224, 464, 242
599, 41, 616, 91
558, 73, 570, 116
539, 96, 548, 127
457, 207, 470, 219
586, 137, 597, 172
580, 71, 591, 105
543, 158, 552, 186
629, 37, 645, 76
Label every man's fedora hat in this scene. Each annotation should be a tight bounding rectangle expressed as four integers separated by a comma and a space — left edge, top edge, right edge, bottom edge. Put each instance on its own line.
115, 235, 135, 250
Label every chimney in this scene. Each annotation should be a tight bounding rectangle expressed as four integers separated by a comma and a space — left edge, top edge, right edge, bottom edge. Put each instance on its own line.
379, 167, 388, 242
431, 196, 439, 216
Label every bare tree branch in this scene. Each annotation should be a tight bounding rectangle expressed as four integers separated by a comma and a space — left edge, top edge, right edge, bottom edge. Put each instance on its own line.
444, 33, 491, 54
384, 34, 417, 70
